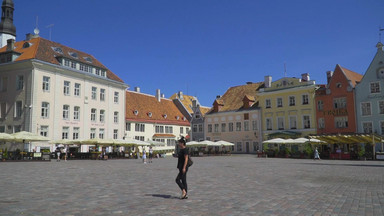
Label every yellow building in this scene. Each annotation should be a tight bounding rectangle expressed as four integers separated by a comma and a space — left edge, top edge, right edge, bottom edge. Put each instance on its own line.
258, 74, 318, 141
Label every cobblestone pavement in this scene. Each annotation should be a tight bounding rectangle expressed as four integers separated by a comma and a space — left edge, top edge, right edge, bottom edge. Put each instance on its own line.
0, 156, 384, 216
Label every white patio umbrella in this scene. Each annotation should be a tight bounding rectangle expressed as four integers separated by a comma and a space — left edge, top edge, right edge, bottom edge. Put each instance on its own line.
262, 138, 287, 144
186, 141, 207, 147
80, 138, 114, 145
12, 131, 50, 142
49, 139, 74, 145
0, 133, 14, 142
215, 140, 235, 146
112, 139, 137, 146
199, 140, 217, 146
147, 140, 166, 146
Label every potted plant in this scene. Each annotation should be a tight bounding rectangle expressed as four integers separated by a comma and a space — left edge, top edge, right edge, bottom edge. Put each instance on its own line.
358, 148, 366, 160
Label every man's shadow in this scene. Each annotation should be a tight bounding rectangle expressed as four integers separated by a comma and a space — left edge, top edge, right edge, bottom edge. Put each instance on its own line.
145, 194, 180, 199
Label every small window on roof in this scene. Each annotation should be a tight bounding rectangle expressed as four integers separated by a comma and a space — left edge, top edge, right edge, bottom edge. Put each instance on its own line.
134, 110, 139, 115
23, 42, 32, 49
163, 114, 167, 119
84, 57, 93, 63
148, 112, 152, 117
68, 52, 78, 59
51, 47, 63, 54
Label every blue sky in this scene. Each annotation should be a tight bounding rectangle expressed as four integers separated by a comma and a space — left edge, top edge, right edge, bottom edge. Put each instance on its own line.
13, 0, 384, 106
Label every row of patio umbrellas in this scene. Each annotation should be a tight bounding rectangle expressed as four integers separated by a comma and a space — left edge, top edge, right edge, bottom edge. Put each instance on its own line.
186, 140, 235, 147
0, 131, 50, 142
262, 137, 324, 144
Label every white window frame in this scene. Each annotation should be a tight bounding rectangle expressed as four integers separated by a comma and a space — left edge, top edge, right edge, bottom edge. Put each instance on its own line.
42, 76, 50, 92
62, 127, 69, 139
265, 99, 271, 108
90, 128, 96, 139
100, 88, 105, 101
63, 105, 70, 120
64, 81, 70, 95
114, 92, 119, 104
91, 108, 97, 122
277, 98, 283, 108
73, 127, 80, 140
317, 100, 324, 111
41, 102, 49, 118
16, 75, 24, 90
99, 128, 105, 139
277, 117, 284, 130
370, 82, 380, 94
91, 87, 97, 100
99, 110, 105, 123
15, 101, 22, 118
113, 129, 118, 139
289, 96, 296, 106
302, 94, 309, 105
318, 118, 325, 129
74, 83, 81, 96
361, 102, 372, 116
266, 118, 272, 130
303, 115, 311, 129
289, 116, 297, 129
114, 111, 119, 123
335, 116, 348, 128
74, 106, 80, 120
40, 125, 49, 137
362, 122, 373, 134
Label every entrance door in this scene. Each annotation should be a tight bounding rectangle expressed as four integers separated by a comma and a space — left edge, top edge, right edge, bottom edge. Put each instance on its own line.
246, 142, 250, 153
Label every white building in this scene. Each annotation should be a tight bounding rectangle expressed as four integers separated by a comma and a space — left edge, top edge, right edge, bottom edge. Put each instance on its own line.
0, 1, 128, 152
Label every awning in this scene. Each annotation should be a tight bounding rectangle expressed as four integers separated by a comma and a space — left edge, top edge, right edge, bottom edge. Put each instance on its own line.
309, 134, 384, 144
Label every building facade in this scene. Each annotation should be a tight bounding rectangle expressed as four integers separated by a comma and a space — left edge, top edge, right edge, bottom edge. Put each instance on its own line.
315, 65, 362, 134
258, 74, 318, 141
355, 42, 384, 138
125, 89, 190, 146
204, 82, 263, 153
0, 23, 128, 151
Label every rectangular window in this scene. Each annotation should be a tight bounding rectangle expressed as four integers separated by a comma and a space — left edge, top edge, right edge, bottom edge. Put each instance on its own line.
71, 61, 76, 69
318, 118, 325, 129
63, 105, 70, 120
214, 124, 219, 132
113, 129, 118, 139
41, 102, 49, 118
221, 123, 226, 132
198, 124, 203, 132
289, 96, 295, 106
302, 95, 309, 105
99, 128, 105, 139
100, 89, 105, 101
114, 92, 119, 103
335, 116, 348, 128
99, 110, 105, 122
40, 125, 48, 137
193, 124, 197, 132
228, 123, 234, 132
64, 81, 70, 95
90, 128, 96, 139
252, 120, 258, 131
0, 102, 6, 119
135, 123, 145, 132
95, 69, 100, 76
362, 122, 373, 134
303, 115, 311, 129
0, 126, 4, 133
74, 83, 80, 96
114, 112, 119, 123
361, 102, 371, 116
317, 100, 324, 111
80, 64, 84, 71
289, 116, 297, 129
266, 118, 272, 130
208, 124, 212, 133
74, 106, 80, 120
155, 126, 164, 133
333, 97, 346, 109
73, 127, 79, 140
16, 75, 24, 90
180, 127, 184, 134
236, 142, 242, 152
101, 71, 106, 77
277, 117, 284, 130
42, 76, 50, 91
381, 121, 384, 135
244, 113, 249, 120
379, 101, 384, 115
126, 122, 131, 131
265, 99, 271, 108
15, 101, 22, 118
370, 82, 380, 93
91, 87, 97, 100
13, 125, 21, 133
62, 127, 69, 139
277, 98, 283, 108
236, 122, 241, 131
91, 108, 96, 121
244, 121, 249, 131
64, 59, 70, 67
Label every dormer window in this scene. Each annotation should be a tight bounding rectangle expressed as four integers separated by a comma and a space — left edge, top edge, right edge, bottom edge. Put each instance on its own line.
69, 52, 78, 59
51, 46, 63, 54
163, 114, 167, 119
176, 116, 180, 120
148, 112, 152, 117
336, 83, 342, 88
84, 57, 93, 63
183, 117, 186, 121
134, 110, 139, 115
23, 42, 32, 49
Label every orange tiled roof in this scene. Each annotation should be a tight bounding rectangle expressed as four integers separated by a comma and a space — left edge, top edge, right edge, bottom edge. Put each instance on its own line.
338, 65, 363, 87
209, 82, 264, 113
126, 91, 190, 126
0, 37, 124, 83
169, 93, 211, 115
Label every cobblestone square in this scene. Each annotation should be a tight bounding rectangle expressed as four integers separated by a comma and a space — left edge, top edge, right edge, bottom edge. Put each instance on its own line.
0, 156, 383, 216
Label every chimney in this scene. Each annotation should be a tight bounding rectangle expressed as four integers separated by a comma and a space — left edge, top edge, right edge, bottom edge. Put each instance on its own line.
264, 76, 272, 88
326, 71, 333, 84
177, 91, 183, 100
246, 82, 253, 85
213, 99, 224, 112
216, 95, 221, 99
6, 39, 15, 51
243, 95, 254, 109
161, 93, 165, 98
301, 73, 310, 82
156, 89, 161, 102
134, 87, 140, 93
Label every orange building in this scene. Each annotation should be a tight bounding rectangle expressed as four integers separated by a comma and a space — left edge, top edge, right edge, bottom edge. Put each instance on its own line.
315, 64, 363, 135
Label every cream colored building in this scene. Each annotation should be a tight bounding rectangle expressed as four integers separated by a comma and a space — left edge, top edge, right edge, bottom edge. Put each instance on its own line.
125, 89, 190, 146
0, 35, 128, 152
204, 82, 263, 153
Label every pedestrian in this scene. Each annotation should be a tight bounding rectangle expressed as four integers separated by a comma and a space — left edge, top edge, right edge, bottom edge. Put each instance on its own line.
148, 146, 153, 163
175, 136, 189, 199
142, 147, 147, 164
56, 147, 61, 162
63, 147, 67, 162
314, 147, 321, 160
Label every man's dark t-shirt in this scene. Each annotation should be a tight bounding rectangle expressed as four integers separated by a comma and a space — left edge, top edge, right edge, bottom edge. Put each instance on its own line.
177, 148, 189, 169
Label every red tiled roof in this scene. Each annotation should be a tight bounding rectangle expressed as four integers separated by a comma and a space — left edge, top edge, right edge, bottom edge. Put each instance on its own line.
209, 82, 263, 113
126, 91, 190, 126
338, 65, 363, 87
169, 93, 211, 116
0, 37, 124, 83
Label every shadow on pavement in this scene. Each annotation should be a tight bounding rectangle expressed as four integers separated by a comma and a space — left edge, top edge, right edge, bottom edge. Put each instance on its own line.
146, 194, 180, 199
